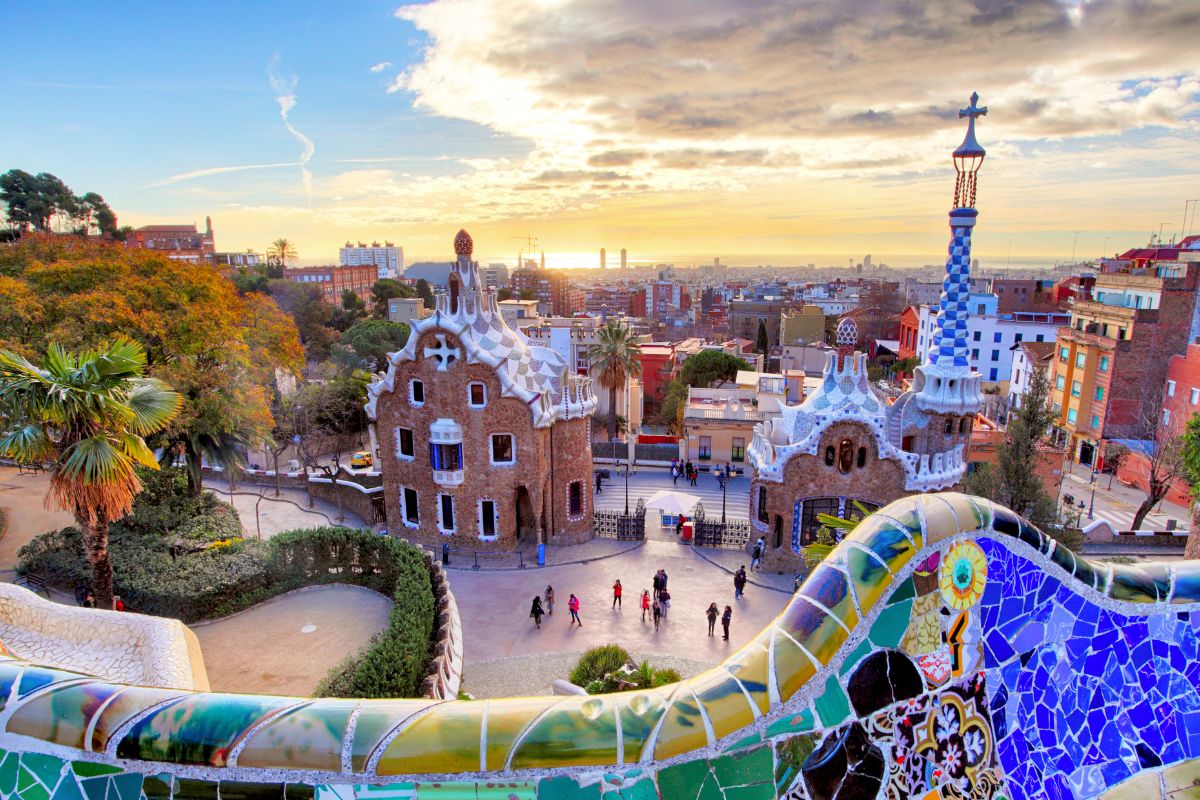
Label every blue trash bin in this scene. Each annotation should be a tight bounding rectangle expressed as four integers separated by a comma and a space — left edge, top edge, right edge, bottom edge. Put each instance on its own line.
537, 543, 546, 567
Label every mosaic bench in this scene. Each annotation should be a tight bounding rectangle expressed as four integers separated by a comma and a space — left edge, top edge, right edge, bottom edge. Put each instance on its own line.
1, 492, 1199, 800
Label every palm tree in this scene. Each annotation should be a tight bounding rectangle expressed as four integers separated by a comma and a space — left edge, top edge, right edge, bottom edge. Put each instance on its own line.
0, 340, 180, 609
267, 238, 299, 267
588, 320, 642, 441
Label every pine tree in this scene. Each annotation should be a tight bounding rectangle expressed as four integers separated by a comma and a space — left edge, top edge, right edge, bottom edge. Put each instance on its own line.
755, 320, 769, 356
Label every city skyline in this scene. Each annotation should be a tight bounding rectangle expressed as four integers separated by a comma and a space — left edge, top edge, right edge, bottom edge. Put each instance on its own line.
2, 0, 1198, 265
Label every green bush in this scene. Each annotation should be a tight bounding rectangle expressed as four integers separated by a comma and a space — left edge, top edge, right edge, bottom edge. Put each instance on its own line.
569, 644, 631, 686
16, 471, 438, 698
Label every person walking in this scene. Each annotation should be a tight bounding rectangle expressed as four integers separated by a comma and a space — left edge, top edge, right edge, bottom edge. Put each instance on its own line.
568, 593, 582, 626
706, 602, 719, 637
652, 570, 663, 599
596, 471, 603, 493
734, 566, 747, 599
652, 597, 662, 630
660, 569, 669, 595
690, 465, 699, 487
659, 588, 671, 618
530, 595, 545, 629
641, 589, 651, 622
544, 586, 555, 616
751, 537, 765, 572
612, 579, 623, 609
684, 461, 694, 485
672, 464, 680, 485
721, 605, 732, 640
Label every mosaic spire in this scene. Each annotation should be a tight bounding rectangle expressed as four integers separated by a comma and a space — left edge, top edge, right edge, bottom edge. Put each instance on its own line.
929, 92, 987, 369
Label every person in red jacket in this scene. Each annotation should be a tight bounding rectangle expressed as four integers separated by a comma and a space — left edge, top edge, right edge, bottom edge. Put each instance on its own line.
640, 589, 651, 622
568, 594, 582, 626
612, 579, 623, 609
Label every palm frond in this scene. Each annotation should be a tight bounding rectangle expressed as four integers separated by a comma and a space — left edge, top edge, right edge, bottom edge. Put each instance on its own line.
124, 378, 182, 435
58, 436, 136, 486
0, 424, 55, 463
117, 432, 162, 470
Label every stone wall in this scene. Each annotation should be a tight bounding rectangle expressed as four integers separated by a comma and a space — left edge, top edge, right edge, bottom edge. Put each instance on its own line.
420, 556, 463, 700
3, 494, 1200, 799
307, 474, 383, 526
0, 583, 208, 691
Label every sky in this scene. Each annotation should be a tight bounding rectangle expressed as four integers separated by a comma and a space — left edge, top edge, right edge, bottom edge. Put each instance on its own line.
2, 0, 1198, 267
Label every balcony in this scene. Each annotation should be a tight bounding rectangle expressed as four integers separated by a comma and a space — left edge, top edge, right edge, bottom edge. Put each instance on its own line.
433, 469, 465, 487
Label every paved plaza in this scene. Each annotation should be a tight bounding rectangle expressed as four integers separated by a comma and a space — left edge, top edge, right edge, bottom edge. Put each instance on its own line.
190, 584, 392, 695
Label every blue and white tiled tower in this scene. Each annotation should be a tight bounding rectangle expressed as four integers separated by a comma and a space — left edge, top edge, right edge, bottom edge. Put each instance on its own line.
885, 93, 988, 490
908, 92, 987, 416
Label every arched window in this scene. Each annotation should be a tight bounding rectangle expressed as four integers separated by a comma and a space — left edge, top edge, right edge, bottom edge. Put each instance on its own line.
449, 274, 461, 314
959, 418, 968, 434
856, 446, 867, 468
773, 514, 783, 549
838, 439, 854, 473
944, 418, 954, 435
824, 446, 835, 466
757, 486, 769, 524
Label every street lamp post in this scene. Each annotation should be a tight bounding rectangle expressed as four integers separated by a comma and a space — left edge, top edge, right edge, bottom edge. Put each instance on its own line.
1087, 446, 1098, 520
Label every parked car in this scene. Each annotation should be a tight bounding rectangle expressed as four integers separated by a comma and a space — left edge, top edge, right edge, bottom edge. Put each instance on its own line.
350, 451, 373, 468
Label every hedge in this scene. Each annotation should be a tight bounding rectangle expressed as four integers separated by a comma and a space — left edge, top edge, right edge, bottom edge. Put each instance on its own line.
19, 524, 437, 698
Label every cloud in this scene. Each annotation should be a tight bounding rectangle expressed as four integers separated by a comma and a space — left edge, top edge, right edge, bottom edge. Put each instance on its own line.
391, 0, 1199, 198
369, 61, 392, 73
148, 162, 301, 187
268, 52, 316, 205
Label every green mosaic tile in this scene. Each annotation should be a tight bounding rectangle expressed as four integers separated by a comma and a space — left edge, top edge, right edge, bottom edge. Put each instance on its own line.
483, 698, 554, 772
237, 700, 355, 772
813, 674, 851, 728
9, 682, 120, 751
853, 519, 917, 579
50, 774, 84, 800
774, 733, 820, 796
217, 782, 285, 800
419, 783, 534, 799
613, 688, 672, 764
116, 695, 299, 767
869, 597, 913, 649
887, 577, 916, 605
349, 700, 435, 773
536, 775, 601, 800
764, 708, 815, 739
17, 667, 87, 699
376, 702, 484, 775
837, 638, 871, 678
724, 732, 762, 752
1108, 563, 1170, 604
656, 746, 772, 800
0, 751, 22, 796
509, 696, 618, 770
19, 768, 52, 800
600, 775, 657, 800
688, 669, 756, 742
69, 764, 121, 779
22, 754, 66, 791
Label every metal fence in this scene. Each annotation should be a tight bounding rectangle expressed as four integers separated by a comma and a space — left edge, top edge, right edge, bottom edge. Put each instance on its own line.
594, 509, 647, 541
693, 518, 752, 549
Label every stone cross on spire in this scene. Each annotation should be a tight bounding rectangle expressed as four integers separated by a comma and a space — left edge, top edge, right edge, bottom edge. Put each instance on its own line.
955, 92, 988, 158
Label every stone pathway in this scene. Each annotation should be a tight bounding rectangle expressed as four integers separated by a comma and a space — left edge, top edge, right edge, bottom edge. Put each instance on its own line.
0, 468, 73, 581
189, 585, 392, 696
462, 650, 717, 699
202, 483, 366, 537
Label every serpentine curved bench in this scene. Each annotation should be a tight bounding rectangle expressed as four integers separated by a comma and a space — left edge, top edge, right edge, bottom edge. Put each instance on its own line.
1, 492, 1199, 799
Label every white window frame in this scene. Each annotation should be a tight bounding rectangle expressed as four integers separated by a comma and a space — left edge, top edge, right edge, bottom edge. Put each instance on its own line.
467, 381, 487, 408
437, 493, 456, 534
394, 426, 415, 461
477, 498, 498, 541
409, 379, 425, 407
1164, 409, 1172, 427
1167, 380, 1177, 397
1191, 388, 1199, 405
490, 433, 516, 466
400, 486, 420, 528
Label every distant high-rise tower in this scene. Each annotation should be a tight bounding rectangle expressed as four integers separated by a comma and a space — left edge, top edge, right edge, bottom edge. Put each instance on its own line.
863, 254, 872, 270
621, 248, 627, 269
540, 251, 545, 269
600, 248, 606, 270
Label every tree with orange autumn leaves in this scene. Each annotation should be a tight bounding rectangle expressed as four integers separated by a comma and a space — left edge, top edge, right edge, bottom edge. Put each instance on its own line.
0, 234, 304, 494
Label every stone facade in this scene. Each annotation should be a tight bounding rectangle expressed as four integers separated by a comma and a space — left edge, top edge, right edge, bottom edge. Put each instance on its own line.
368, 230, 596, 551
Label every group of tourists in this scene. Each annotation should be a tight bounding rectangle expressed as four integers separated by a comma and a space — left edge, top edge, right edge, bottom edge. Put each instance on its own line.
669, 459, 737, 489
528, 569, 738, 639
